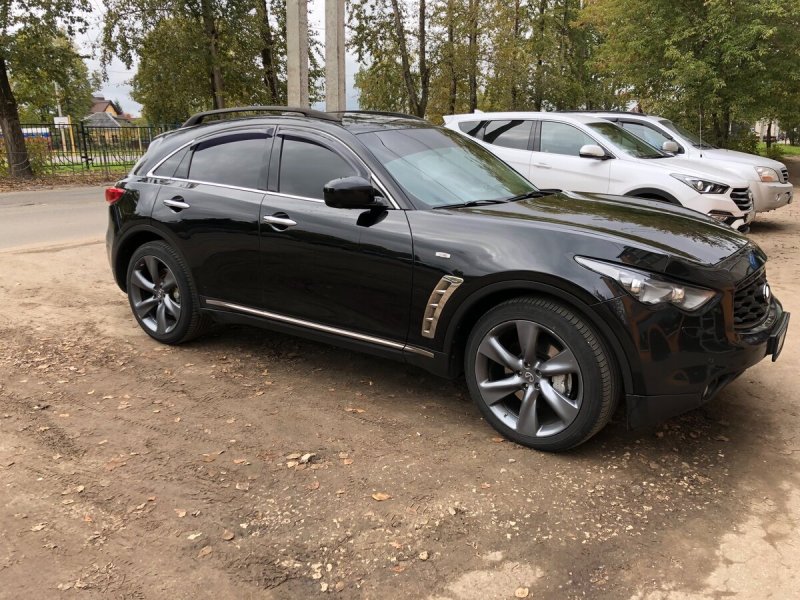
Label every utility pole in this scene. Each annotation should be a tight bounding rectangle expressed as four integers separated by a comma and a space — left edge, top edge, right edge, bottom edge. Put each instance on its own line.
325, 0, 346, 112
287, 0, 309, 107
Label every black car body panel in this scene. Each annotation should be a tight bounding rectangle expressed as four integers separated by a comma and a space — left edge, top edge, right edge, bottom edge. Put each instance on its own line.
107, 111, 788, 436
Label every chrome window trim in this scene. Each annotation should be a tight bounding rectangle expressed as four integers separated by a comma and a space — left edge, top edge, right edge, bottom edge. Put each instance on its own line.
204, 299, 433, 358
143, 126, 401, 209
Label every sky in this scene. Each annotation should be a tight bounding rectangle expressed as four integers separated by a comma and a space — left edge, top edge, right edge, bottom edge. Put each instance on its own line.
79, 1, 361, 117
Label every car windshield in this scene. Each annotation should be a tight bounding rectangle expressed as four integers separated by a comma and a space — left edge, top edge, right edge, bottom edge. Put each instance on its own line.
358, 127, 536, 208
658, 119, 717, 149
586, 121, 666, 159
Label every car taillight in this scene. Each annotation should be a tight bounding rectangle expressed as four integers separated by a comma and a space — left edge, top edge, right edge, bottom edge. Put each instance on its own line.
105, 187, 125, 205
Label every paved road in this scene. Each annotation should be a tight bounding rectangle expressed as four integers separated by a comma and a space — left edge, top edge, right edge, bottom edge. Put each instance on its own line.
0, 185, 106, 251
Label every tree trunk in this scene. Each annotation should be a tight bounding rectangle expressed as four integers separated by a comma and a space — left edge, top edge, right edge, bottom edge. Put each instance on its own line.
389, 0, 421, 116
766, 121, 773, 149
0, 55, 33, 179
510, 0, 520, 109
534, 0, 547, 111
257, 0, 281, 103
447, 0, 456, 115
200, 0, 225, 109
418, 0, 429, 117
467, 0, 478, 112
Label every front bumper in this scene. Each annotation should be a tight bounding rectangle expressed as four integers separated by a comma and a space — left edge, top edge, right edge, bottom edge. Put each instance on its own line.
752, 181, 793, 213
592, 293, 789, 429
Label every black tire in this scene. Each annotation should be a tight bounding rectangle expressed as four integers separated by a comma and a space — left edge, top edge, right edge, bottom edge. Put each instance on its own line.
464, 296, 618, 452
126, 241, 211, 344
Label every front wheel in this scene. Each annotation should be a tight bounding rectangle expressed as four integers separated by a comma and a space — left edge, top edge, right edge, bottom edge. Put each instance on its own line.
465, 296, 618, 452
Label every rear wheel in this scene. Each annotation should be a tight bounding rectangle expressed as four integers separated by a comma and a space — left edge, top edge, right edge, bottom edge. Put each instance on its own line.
465, 296, 618, 451
126, 241, 210, 344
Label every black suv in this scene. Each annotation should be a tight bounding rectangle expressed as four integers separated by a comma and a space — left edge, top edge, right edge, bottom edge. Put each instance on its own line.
106, 106, 789, 451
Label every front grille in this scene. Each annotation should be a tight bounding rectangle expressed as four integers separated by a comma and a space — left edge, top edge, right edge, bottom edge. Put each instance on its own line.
733, 269, 769, 330
780, 168, 790, 184
729, 187, 753, 212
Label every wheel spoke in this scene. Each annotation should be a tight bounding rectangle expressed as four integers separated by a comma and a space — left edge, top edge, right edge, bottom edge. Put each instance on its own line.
540, 380, 579, 424
163, 295, 181, 320
161, 269, 177, 292
131, 269, 156, 292
539, 348, 579, 376
478, 374, 524, 405
516, 321, 540, 364
516, 386, 540, 435
133, 296, 158, 318
478, 334, 522, 371
144, 256, 161, 285
156, 302, 168, 335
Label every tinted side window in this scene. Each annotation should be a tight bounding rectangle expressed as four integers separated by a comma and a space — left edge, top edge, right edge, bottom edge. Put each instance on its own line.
457, 120, 484, 138
188, 131, 268, 189
539, 122, 597, 157
153, 147, 188, 177
279, 137, 357, 200
483, 120, 532, 150
620, 122, 674, 150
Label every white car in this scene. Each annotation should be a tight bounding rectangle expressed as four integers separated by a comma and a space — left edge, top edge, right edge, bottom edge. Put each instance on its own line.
443, 112, 755, 231
587, 112, 793, 213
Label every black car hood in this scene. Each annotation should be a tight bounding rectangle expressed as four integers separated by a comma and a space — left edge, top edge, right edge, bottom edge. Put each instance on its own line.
452, 190, 757, 281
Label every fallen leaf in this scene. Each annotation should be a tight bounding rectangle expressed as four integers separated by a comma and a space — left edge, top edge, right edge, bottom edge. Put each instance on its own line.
31, 523, 47, 532
338, 452, 349, 459
418, 550, 429, 561
233, 458, 248, 465
223, 530, 235, 541
480, 483, 491, 489
372, 492, 391, 502
299, 452, 315, 464
515, 587, 530, 598
307, 481, 320, 491
76, 486, 84, 493
197, 545, 212, 558
345, 407, 366, 413
286, 452, 302, 460
175, 509, 187, 518
391, 565, 406, 573
235, 482, 249, 491
187, 532, 203, 540
342, 458, 354, 465
174, 417, 181, 423
104, 457, 127, 471
286, 460, 299, 468
491, 437, 505, 443
389, 541, 403, 549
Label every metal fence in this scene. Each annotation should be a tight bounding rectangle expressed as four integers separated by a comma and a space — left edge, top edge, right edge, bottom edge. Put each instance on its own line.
4, 123, 176, 176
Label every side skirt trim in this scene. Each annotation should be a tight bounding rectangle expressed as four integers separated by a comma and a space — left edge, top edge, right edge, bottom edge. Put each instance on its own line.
204, 299, 434, 359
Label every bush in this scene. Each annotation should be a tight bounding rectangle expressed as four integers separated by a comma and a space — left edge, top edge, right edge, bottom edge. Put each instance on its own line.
761, 144, 785, 161
0, 136, 52, 177
725, 130, 759, 154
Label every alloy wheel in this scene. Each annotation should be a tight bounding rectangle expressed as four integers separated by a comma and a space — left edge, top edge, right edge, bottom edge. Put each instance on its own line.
474, 319, 584, 438
129, 255, 182, 336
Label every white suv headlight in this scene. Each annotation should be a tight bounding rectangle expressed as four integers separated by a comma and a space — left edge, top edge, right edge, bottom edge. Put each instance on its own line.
575, 257, 718, 311
755, 166, 780, 183
670, 173, 729, 194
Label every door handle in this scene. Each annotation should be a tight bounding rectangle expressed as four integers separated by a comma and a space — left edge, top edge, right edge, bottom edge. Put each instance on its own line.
163, 197, 191, 210
532, 162, 552, 169
263, 213, 297, 229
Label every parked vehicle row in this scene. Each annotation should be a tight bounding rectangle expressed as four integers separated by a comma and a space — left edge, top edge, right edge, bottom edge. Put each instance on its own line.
107, 106, 789, 451
443, 112, 757, 231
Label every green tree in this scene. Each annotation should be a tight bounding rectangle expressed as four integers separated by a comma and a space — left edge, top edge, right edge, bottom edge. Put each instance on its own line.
12, 33, 94, 123
0, 0, 89, 178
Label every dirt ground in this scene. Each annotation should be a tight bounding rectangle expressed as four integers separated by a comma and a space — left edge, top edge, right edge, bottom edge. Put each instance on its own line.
1, 163, 799, 600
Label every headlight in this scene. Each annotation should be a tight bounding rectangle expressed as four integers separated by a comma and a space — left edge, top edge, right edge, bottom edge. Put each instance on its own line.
575, 256, 718, 311
670, 173, 729, 194
755, 166, 780, 182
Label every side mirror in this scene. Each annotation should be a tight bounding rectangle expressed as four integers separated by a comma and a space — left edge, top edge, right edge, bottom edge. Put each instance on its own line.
661, 140, 680, 153
323, 176, 381, 209
579, 144, 608, 160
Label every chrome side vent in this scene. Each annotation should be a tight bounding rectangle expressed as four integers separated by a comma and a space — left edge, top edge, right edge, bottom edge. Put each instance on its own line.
421, 275, 464, 339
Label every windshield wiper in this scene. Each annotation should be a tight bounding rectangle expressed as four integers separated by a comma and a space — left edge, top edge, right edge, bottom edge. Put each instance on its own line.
504, 190, 557, 202
432, 199, 510, 209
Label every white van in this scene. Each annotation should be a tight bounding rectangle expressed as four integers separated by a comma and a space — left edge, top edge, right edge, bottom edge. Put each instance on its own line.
443, 112, 755, 231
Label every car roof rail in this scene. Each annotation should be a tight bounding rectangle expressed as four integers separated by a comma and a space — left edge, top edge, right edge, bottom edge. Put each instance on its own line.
557, 110, 650, 116
182, 105, 341, 127
333, 110, 426, 121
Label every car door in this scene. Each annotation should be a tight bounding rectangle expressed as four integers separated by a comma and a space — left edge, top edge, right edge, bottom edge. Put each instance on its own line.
480, 120, 535, 179
617, 120, 683, 154
531, 120, 612, 193
149, 127, 271, 308
258, 127, 413, 343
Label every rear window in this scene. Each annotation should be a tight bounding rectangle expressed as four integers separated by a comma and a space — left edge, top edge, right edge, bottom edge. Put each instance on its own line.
188, 131, 270, 190
483, 120, 532, 150
457, 120, 484, 138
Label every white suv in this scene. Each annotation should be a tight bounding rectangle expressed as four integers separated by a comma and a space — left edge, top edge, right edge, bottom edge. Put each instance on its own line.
443, 112, 755, 231
588, 112, 793, 213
